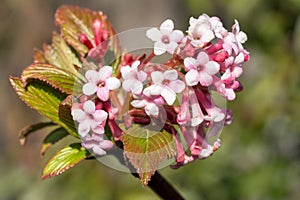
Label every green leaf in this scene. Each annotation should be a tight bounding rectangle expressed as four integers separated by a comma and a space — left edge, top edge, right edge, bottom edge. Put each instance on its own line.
120, 125, 177, 186
55, 5, 119, 57
21, 63, 76, 94
9, 77, 77, 137
58, 95, 77, 136
40, 127, 69, 156
18, 122, 56, 146
43, 32, 82, 72
42, 143, 89, 179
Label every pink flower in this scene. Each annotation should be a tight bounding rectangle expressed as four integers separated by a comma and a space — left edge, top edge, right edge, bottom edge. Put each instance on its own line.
82, 133, 113, 156
184, 52, 220, 87
121, 60, 147, 95
187, 14, 218, 48
131, 95, 165, 117
146, 69, 185, 105
82, 66, 120, 101
71, 100, 108, 138
146, 19, 184, 55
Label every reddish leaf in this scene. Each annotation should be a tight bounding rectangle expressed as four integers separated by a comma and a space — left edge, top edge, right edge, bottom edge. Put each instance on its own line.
55, 5, 118, 56
121, 125, 177, 186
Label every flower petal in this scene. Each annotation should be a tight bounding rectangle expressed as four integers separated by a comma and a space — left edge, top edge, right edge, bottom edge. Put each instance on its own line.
185, 70, 199, 86
199, 72, 213, 86
151, 71, 164, 84
106, 77, 120, 90
204, 61, 220, 75
82, 82, 97, 95
145, 103, 159, 116
92, 146, 107, 155
85, 70, 99, 84
184, 57, 198, 70
161, 87, 176, 105
71, 109, 86, 122
160, 19, 174, 32
197, 52, 209, 66
83, 100, 96, 114
168, 80, 185, 93
131, 81, 144, 94
78, 119, 91, 137
137, 71, 147, 82
93, 110, 108, 123
166, 41, 178, 54
99, 140, 114, 150
148, 84, 163, 96
98, 66, 112, 80
131, 100, 146, 108
131, 60, 141, 69
122, 79, 135, 92
154, 41, 167, 55
120, 66, 133, 79
91, 123, 105, 134
97, 87, 110, 101
163, 69, 178, 81
146, 28, 161, 41
170, 30, 184, 42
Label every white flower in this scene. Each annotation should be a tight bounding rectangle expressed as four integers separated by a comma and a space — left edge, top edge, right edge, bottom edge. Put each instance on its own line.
146, 19, 184, 55
184, 52, 220, 87
71, 100, 108, 138
187, 15, 215, 47
82, 66, 120, 101
146, 69, 185, 105
121, 60, 147, 95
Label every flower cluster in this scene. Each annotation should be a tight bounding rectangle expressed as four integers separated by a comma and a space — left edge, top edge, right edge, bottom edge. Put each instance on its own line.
71, 14, 249, 166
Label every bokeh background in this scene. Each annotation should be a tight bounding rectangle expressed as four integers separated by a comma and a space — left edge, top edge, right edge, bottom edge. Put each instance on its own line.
1, 0, 300, 199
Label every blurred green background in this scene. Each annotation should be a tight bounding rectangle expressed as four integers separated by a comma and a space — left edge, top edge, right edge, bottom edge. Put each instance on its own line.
1, 0, 300, 199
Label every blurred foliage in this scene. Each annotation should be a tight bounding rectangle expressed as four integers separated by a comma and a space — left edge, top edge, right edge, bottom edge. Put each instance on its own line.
1, 0, 300, 199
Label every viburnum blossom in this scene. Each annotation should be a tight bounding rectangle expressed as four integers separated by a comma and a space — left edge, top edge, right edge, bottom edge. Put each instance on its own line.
184, 52, 220, 86
71, 100, 108, 138
187, 14, 225, 48
72, 14, 249, 169
82, 66, 120, 101
81, 132, 113, 156
11, 5, 252, 190
131, 95, 165, 117
146, 19, 184, 55
121, 60, 147, 95
145, 69, 185, 105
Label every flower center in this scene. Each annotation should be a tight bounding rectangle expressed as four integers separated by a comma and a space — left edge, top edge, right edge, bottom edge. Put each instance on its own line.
162, 35, 170, 44
162, 79, 170, 85
98, 81, 105, 88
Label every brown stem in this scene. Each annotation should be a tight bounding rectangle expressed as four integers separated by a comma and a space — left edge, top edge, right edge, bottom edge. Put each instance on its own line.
145, 172, 184, 200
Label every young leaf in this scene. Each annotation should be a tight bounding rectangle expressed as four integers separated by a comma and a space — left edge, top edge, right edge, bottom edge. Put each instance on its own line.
21, 63, 76, 94
58, 95, 77, 136
40, 127, 69, 156
42, 143, 89, 179
19, 122, 56, 146
120, 125, 177, 186
55, 5, 118, 56
9, 77, 77, 137
33, 48, 47, 63
43, 32, 82, 72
